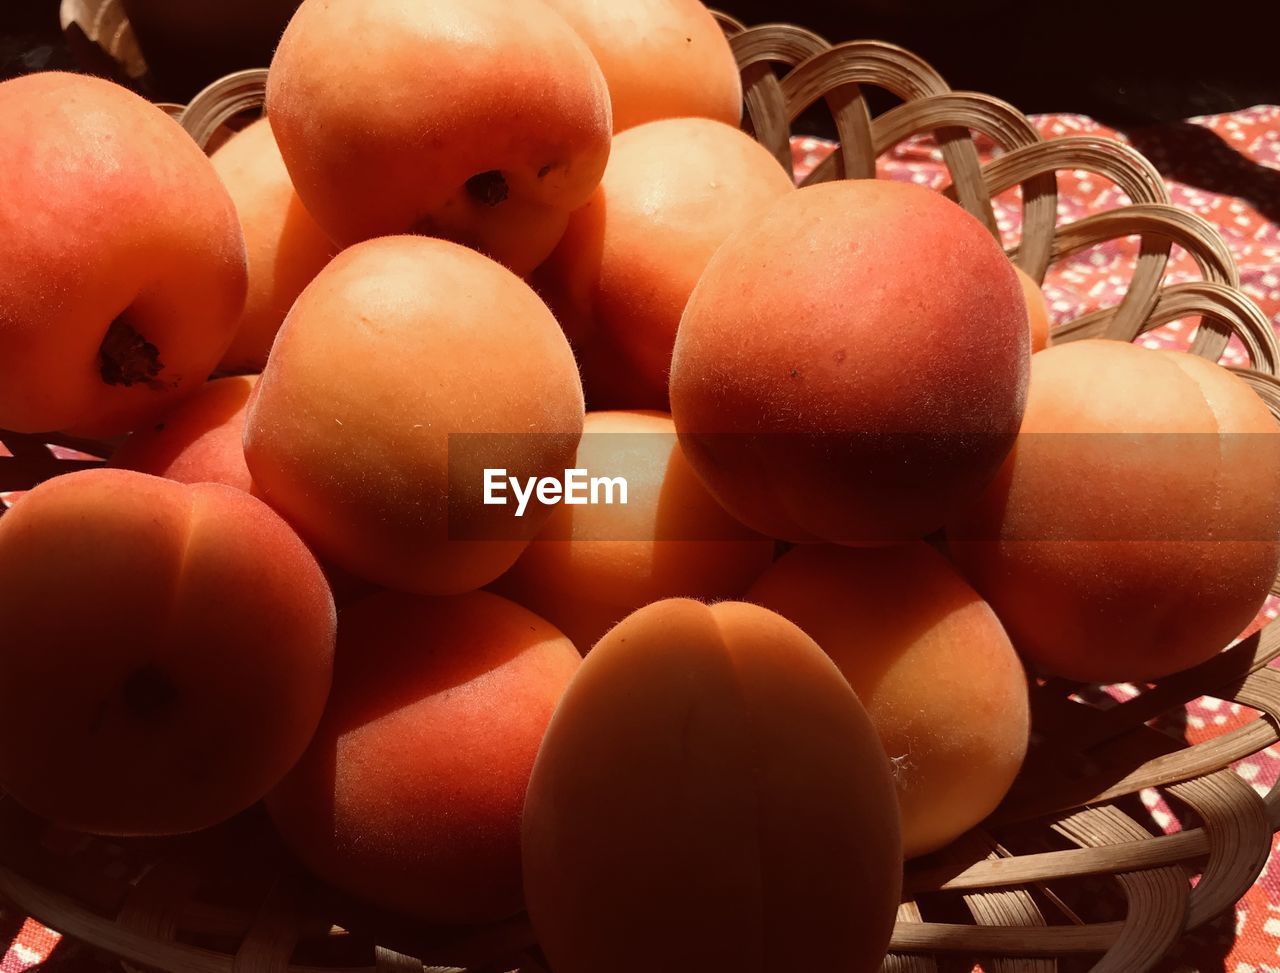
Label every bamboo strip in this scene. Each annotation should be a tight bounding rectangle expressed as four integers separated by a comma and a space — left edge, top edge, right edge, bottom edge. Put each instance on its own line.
1051, 806, 1188, 970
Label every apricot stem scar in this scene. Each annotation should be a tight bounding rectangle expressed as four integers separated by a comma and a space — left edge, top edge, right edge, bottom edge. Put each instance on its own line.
99, 316, 165, 389
466, 170, 509, 206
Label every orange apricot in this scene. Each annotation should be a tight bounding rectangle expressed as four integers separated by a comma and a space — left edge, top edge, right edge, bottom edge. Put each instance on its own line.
267, 590, 579, 923
748, 542, 1029, 857
0, 73, 246, 437
535, 118, 793, 409
105, 375, 373, 604
266, 0, 612, 275
0, 468, 335, 836
110, 375, 256, 492
949, 339, 1280, 682
669, 179, 1029, 544
243, 235, 585, 595
210, 118, 337, 372
493, 411, 775, 651
1013, 264, 1051, 352
537, 0, 742, 132
523, 598, 901, 973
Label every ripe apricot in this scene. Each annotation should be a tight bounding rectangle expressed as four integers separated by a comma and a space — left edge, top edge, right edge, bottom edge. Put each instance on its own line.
1013, 264, 1051, 352
210, 118, 337, 372
0, 73, 246, 437
538, 0, 742, 132
266, 0, 612, 275
106, 376, 373, 605
493, 411, 775, 651
535, 118, 793, 409
748, 543, 1029, 857
0, 468, 335, 836
267, 590, 579, 923
523, 598, 901, 973
949, 339, 1280, 682
110, 375, 256, 492
669, 179, 1029, 544
243, 235, 585, 595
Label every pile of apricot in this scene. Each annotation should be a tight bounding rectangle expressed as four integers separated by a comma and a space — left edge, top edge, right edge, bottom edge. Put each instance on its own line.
1, 1, 1277, 970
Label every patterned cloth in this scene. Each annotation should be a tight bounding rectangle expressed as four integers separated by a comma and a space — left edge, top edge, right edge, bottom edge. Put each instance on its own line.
1, 919, 60, 971
4, 109, 1280, 971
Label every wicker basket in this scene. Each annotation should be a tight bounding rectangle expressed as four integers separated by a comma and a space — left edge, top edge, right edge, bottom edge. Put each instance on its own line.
5, 7, 1280, 973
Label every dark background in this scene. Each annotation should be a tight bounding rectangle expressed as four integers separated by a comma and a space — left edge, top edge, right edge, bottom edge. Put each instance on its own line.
3, 0, 1280, 125
725, 0, 1280, 125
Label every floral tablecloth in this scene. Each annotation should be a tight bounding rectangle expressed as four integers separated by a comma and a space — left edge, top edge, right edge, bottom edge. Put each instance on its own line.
4, 107, 1280, 972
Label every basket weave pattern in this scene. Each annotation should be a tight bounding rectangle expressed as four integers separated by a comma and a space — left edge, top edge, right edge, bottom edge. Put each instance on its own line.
2, 14, 1280, 973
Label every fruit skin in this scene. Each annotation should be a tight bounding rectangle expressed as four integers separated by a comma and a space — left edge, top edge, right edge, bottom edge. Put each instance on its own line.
534, 118, 793, 409
267, 590, 580, 923
536, 0, 742, 133
1014, 264, 1051, 353
493, 411, 775, 652
106, 374, 374, 605
210, 118, 337, 372
949, 339, 1280, 683
110, 375, 256, 492
522, 598, 901, 973
0, 72, 247, 438
243, 235, 585, 595
266, 0, 612, 275
669, 179, 1029, 545
0, 468, 335, 836
748, 542, 1029, 858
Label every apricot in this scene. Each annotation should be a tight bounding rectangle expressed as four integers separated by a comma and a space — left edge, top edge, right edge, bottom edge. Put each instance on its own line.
537, 0, 742, 132
0, 468, 335, 836
0, 73, 246, 437
523, 599, 901, 973
493, 411, 775, 651
748, 543, 1029, 857
266, 0, 612, 275
669, 179, 1029, 544
110, 375, 256, 492
535, 118, 793, 409
1014, 264, 1051, 352
210, 118, 337, 372
243, 235, 585, 595
949, 339, 1280, 682
106, 376, 373, 604
267, 590, 579, 923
